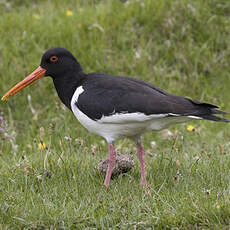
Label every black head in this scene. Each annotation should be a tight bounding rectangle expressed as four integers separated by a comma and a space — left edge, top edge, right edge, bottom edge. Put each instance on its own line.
40, 47, 83, 78
1, 47, 84, 102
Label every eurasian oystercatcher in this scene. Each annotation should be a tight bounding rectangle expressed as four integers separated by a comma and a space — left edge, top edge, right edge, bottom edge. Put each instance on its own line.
2, 47, 228, 186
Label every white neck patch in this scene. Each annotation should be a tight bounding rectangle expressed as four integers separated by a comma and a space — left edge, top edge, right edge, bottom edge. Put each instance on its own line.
71, 86, 84, 108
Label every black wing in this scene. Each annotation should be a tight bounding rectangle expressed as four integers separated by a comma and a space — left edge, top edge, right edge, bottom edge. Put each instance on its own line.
76, 73, 227, 122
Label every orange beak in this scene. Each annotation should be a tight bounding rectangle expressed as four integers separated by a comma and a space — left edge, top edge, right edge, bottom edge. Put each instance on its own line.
1, 66, 46, 101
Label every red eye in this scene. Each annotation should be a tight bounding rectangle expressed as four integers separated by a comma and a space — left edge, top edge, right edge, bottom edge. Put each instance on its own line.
50, 56, 58, 62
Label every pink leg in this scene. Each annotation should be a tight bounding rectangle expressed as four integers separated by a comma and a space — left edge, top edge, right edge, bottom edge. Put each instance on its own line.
137, 141, 146, 186
104, 143, 116, 187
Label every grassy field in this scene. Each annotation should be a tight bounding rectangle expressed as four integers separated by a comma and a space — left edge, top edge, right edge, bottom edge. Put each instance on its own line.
0, 0, 230, 229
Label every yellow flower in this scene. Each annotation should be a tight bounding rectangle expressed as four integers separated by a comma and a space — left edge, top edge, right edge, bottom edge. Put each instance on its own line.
38, 141, 46, 150
66, 10, 73, 16
187, 125, 195, 132
33, 14, 40, 19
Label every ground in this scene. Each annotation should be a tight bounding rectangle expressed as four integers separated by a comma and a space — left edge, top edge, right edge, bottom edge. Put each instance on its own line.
0, 0, 230, 229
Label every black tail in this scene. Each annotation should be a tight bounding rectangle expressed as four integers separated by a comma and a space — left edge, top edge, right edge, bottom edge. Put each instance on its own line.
199, 115, 229, 122
198, 108, 229, 122
186, 98, 229, 122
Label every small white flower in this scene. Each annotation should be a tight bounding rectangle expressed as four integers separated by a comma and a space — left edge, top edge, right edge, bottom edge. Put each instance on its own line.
150, 141, 156, 147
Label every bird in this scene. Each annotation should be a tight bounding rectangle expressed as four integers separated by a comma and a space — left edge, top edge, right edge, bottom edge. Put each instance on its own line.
2, 47, 228, 187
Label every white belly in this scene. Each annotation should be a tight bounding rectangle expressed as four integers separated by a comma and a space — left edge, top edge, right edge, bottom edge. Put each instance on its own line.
71, 105, 190, 143
72, 107, 148, 142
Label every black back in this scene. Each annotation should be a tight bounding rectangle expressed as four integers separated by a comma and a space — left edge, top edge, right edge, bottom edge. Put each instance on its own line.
76, 73, 226, 121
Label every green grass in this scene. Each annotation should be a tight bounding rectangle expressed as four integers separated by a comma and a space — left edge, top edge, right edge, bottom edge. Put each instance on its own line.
1, 0, 230, 229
